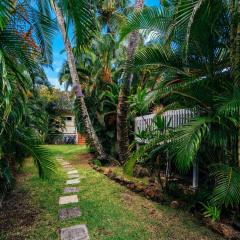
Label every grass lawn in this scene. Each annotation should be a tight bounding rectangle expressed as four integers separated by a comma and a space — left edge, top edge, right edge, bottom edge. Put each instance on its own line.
0, 145, 223, 240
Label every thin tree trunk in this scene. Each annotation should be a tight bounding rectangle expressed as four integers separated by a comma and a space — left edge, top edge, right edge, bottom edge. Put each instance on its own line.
51, 1, 107, 160
230, 0, 236, 73
234, 1, 240, 166
117, 0, 144, 164
235, 1, 240, 86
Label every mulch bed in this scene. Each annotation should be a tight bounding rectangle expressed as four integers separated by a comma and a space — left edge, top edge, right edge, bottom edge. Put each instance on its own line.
0, 189, 40, 240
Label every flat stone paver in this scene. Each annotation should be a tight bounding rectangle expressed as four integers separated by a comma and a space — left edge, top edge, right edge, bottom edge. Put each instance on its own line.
59, 195, 78, 205
61, 161, 70, 166
64, 187, 80, 193
62, 164, 71, 167
63, 164, 73, 168
61, 224, 89, 240
68, 174, 80, 179
66, 179, 80, 185
63, 166, 73, 169
64, 166, 75, 170
67, 170, 78, 174
64, 169, 75, 172
59, 207, 81, 220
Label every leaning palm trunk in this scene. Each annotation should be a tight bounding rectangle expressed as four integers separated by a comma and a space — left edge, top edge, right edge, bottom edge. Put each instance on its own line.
51, 1, 107, 160
117, 0, 144, 164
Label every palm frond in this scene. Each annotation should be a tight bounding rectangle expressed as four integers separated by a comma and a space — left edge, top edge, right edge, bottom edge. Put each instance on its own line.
216, 87, 240, 118
132, 45, 184, 73
120, 7, 171, 42
169, 117, 210, 172
211, 164, 240, 207
0, 0, 14, 30
59, 0, 98, 48
14, 128, 56, 178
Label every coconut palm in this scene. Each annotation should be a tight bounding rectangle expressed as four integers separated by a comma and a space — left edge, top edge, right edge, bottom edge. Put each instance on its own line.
47, 0, 108, 160
96, 0, 128, 34
59, 33, 124, 157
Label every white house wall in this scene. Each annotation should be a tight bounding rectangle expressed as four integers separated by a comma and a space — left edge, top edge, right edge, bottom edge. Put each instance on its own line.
63, 115, 77, 134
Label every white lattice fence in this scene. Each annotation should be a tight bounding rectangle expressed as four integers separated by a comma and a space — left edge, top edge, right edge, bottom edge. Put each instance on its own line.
134, 109, 195, 134
134, 109, 198, 189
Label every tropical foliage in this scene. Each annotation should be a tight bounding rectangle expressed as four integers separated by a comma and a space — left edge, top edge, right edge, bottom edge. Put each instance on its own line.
120, 0, 240, 213
1, 0, 240, 229
0, 0, 56, 199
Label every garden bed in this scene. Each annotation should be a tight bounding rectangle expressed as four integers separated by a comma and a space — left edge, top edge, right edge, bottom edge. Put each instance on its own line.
90, 162, 240, 240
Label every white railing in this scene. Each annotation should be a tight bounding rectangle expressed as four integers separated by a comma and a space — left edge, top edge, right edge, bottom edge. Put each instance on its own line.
134, 109, 198, 189
134, 109, 195, 134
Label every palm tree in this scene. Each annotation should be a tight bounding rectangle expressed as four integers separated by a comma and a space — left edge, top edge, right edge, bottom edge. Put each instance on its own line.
96, 0, 128, 34
59, 34, 124, 157
117, 0, 144, 164
229, 0, 240, 166
0, 0, 56, 198
122, 0, 240, 208
49, 0, 107, 160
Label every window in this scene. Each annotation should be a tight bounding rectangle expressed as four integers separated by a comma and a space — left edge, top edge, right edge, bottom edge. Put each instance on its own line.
66, 116, 72, 121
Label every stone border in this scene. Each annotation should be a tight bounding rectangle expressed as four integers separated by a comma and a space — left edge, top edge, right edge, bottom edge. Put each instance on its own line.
90, 163, 164, 202
89, 162, 240, 240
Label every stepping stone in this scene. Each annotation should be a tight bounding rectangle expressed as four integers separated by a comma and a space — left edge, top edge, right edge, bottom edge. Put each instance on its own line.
68, 174, 80, 179
67, 170, 78, 175
59, 207, 81, 220
63, 164, 72, 167
59, 195, 78, 205
61, 162, 71, 166
64, 169, 76, 173
66, 179, 80, 185
61, 224, 89, 240
63, 165, 75, 169
64, 166, 74, 169
64, 187, 80, 194
64, 166, 75, 171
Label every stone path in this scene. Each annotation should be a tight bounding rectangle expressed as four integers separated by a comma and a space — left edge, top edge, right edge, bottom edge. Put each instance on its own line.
59, 195, 78, 205
59, 207, 81, 220
68, 174, 80, 179
66, 179, 80, 185
57, 157, 90, 240
61, 225, 89, 240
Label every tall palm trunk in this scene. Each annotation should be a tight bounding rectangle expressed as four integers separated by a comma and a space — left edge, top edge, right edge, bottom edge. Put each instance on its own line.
117, 0, 144, 164
51, 1, 107, 160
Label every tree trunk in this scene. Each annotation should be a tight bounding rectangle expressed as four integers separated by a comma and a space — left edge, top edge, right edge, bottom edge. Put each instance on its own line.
230, 0, 236, 74
51, 1, 107, 160
117, 0, 144, 164
234, 1, 240, 166
234, 0, 240, 86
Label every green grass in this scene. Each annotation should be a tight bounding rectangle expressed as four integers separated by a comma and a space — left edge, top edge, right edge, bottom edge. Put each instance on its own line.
108, 166, 149, 185
44, 144, 90, 159
0, 145, 223, 240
